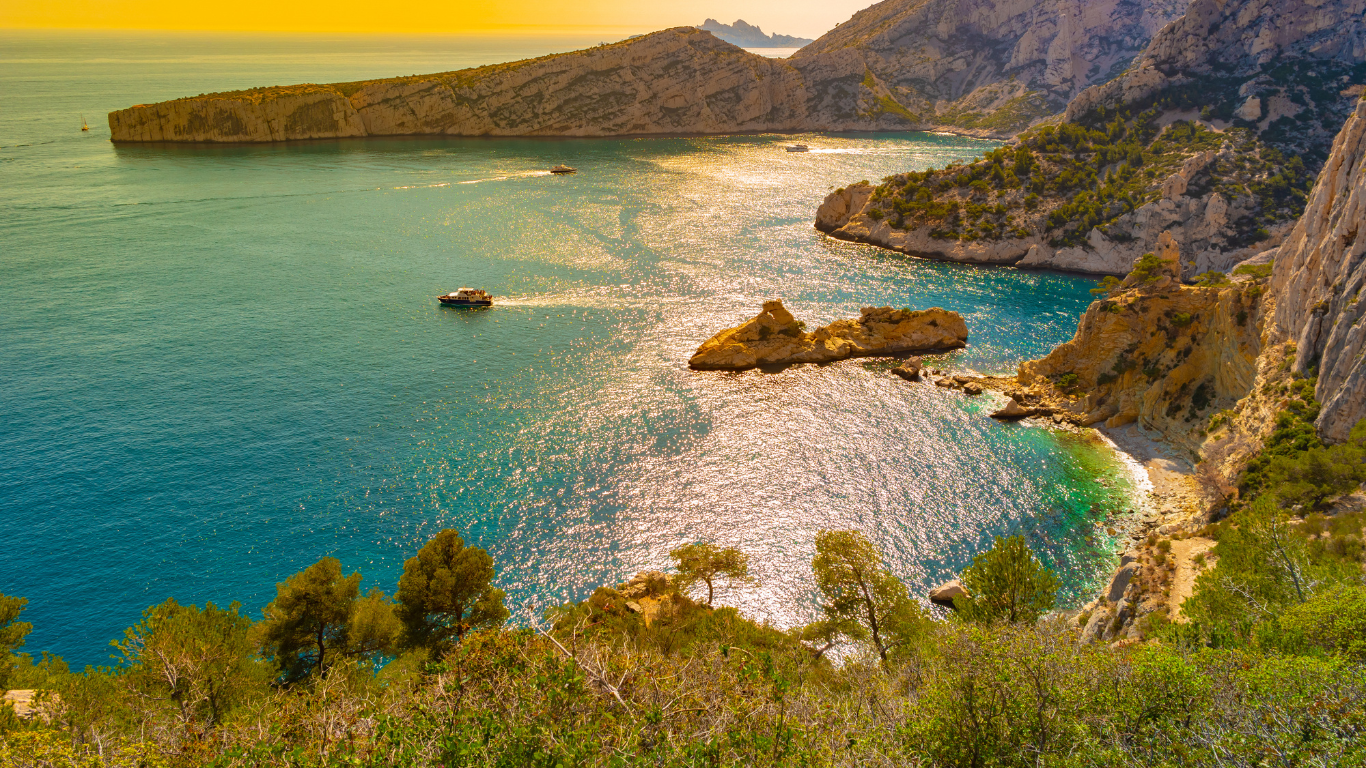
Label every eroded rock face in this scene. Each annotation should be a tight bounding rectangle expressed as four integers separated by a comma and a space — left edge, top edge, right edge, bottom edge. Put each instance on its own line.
688, 300, 967, 371
791, 0, 1189, 135
1269, 99, 1366, 442
1016, 235, 1264, 454
1066, 0, 1366, 123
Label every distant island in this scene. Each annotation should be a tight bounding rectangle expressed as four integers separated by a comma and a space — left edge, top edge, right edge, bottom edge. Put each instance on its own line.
697, 18, 813, 48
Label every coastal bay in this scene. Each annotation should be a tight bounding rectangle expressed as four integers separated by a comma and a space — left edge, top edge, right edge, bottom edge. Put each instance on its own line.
3, 31, 1144, 667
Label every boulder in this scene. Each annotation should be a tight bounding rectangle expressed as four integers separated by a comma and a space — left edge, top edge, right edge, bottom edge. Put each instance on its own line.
892, 356, 923, 381
928, 580, 968, 608
990, 399, 1032, 420
963, 382, 984, 395
689, 301, 967, 371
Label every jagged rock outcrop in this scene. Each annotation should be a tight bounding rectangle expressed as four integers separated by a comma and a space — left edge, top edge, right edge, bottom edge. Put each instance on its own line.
689, 300, 967, 371
1268, 98, 1366, 443
698, 19, 812, 48
1014, 233, 1265, 453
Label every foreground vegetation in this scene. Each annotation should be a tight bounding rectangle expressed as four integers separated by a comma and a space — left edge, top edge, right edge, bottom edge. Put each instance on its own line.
4, 358, 1366, 765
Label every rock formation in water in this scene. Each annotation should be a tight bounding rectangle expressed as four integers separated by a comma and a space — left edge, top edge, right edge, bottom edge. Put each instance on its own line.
698, 19, 813, 48
820, 0, 1366, 276
688, 300, 966, 371
110, 0, 1192, 142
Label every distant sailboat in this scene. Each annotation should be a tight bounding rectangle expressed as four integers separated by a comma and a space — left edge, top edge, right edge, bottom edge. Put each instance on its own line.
81, 115, 89, 132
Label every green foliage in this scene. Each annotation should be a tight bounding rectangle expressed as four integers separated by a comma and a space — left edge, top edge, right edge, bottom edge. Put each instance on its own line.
395, 529, 508, 656
955, 535, 1059, 625
112, 598, 265, 729
670, 542, 754, 606
1194, 271, 1229, 286
0, 594, 31, 692
810, 530, 927, 662
1089, 275, 1121, 296
255, 556, 395, 681
1232, 260, 1274, 280
1279, 585, 1366, 660
1128, 252, 1165, 283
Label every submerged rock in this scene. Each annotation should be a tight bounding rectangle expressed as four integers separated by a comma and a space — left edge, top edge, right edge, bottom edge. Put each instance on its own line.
689, 300, 967, 371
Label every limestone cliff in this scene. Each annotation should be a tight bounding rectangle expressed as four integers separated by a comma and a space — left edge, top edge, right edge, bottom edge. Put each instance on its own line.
1012, 233, 1265, 454
790, 0, 1189, 135
689, 300, 966, 371
1267, 98, 1366, 443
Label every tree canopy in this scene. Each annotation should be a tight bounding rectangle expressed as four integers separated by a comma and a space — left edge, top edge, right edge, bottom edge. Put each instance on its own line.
113, 598, 263, 728
0, 593, 31, 691
395, 530, 508, 654
810, 530, 926, 662
669, 542, 753, 606
955, 535, 1059, 625
255, 557, 396, 681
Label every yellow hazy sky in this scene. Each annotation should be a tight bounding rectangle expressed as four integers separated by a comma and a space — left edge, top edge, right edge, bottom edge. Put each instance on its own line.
0, 0, 875, 40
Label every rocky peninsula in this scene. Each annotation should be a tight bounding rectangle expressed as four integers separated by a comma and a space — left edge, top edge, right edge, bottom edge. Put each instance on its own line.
688, 300, 966, 371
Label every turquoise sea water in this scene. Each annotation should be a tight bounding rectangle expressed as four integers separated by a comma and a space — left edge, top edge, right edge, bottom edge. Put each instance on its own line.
1, 31, 1140, 667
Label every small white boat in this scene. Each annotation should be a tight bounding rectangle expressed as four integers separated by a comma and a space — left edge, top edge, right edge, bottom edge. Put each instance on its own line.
438, 287, 493, 307
785, 144, 809, 152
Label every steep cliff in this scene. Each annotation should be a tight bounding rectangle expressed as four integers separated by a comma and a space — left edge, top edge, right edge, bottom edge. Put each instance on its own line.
1267, 98, 1366, 443
791, 0, 1188, 135
822, 0, 1366, 276
688, 300, 966, 370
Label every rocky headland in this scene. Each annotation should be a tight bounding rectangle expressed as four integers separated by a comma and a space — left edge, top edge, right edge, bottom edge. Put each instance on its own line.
688, 300, 966, 371
819, 0, 1366, 277
110, 0, 1193, 142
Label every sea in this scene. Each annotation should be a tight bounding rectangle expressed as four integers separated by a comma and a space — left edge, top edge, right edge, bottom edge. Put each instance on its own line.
0, 30, 1144, 667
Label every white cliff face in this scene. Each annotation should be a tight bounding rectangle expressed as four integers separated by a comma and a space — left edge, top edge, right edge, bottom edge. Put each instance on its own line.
1269, 98, 1366, 442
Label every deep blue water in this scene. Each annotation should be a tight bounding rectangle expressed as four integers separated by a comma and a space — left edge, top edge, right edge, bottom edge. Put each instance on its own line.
1, 31, 1139, 667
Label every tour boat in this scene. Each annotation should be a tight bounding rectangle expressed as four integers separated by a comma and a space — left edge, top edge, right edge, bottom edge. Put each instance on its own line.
438, 287, 493, 307
785, 144, 809, 152
550, 164, 577, 174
